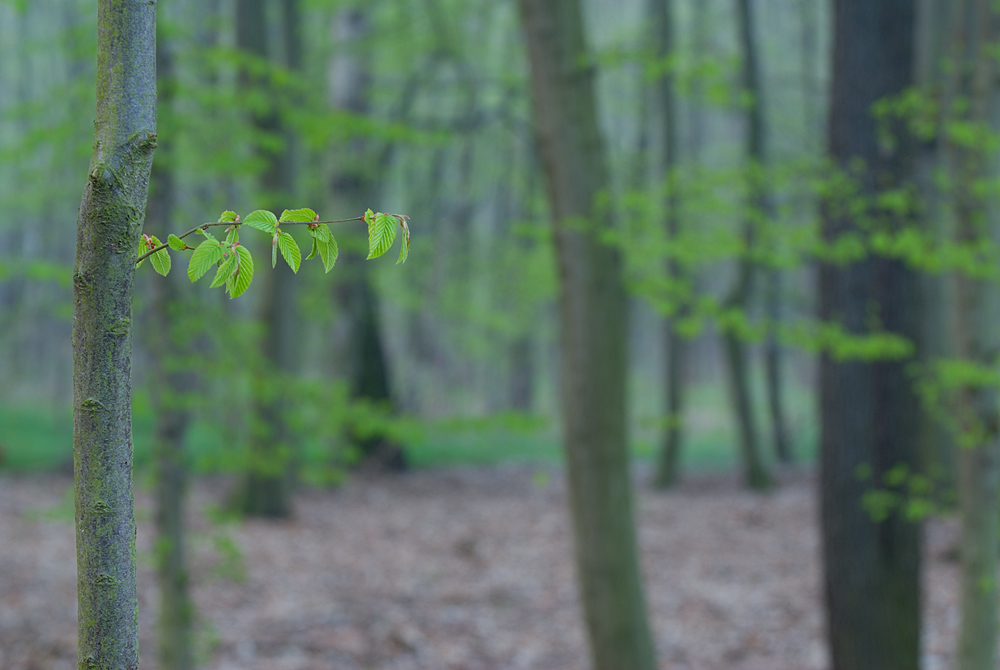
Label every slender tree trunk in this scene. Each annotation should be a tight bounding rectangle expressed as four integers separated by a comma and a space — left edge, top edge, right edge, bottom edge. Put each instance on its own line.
721, 0, 772, 489
72, 2, 156, 668
820, 2, 922, 669
519, 1, 657, 668
233, 0, 301, 516
948, 4, 1000, 669
147, 24, 194, 670
649, 0, 687, 488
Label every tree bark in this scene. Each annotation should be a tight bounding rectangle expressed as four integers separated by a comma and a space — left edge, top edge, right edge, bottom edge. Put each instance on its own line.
518, 1, 657, 668
72, 2, 156, 668
147, 24, 194, 670
233, 0, 301, 516
947, 4, 1000, 669
820, 2, 922, 669
648, 0, 687, 489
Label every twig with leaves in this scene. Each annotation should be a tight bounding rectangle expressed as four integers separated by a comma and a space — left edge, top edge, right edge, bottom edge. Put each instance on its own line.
137, 208, 410, 297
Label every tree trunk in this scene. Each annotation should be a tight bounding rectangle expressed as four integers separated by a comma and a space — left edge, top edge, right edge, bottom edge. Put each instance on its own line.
328, 5, 406, 470
820, 2, 922, 669
147, 23, 194, 670
720, 0, 773, 489
72, 2, 156, 668
233, 0, 301, 516
948, 4, 1000, 669
518, 1, 657, 669
648, 0, 687, 489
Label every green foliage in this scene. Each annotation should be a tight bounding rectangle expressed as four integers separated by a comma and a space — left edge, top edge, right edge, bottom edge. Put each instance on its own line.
138, 207, 409, 297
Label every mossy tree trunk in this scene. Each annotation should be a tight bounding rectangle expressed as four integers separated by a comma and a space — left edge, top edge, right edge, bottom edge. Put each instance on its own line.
72, 1, 157, 668
147, 23, 194, 670
820, 2, 922, 669
519, 1, 657, 668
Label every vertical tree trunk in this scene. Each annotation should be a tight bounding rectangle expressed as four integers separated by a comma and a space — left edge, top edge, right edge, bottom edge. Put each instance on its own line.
518, 1, 657, 668
148, 24, 194, 670
722, 0, 772, 489
328, 5, 406, 470
948, 4, 1000, 669
233, 0, 301, 516
648, 0, 687, 488
72, 2, 156, 668
820, 2, 922, 669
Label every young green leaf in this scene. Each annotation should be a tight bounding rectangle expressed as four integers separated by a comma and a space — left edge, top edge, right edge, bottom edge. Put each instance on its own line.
306, 237, 318, 260
225, 227, 240, 245
167, 234, 187, 251
396, 231, 409, 265
150, 247, 172, 276
198, 228, 218, 243
311, 223, 332, 243
277, 231, 301, 273
279, 207, 317, 223
367, 211, 397, 259
209, 251, 238, 288
218, 210, 239, 223
228, 246, 254, 298
188, 239, 225, 282
272, 234, 278, 268
319, 236, 338, 273
136, 237, 148, 268
244, 209, 278, 233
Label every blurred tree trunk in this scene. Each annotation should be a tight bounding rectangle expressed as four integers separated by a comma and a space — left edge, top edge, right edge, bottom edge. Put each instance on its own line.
915, 0, 958, 494
722, 0, 772, 489
147, 23, 194, 670
328, 5, 406, 470
233, 0, 300, 517
820, 2, 922, 669
72, 2, 156, 667
519, 1, 657, 669
649, 0, 687, 488
948, 4, 1000, 669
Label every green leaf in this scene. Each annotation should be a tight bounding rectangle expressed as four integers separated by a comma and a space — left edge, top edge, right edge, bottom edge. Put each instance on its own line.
272, 234, 278, 268
198, 228, 218, 243
149, 235, 171, 276
225, 228, 240, 245
228, 246, 254, 298
318, 237, 338, 273
209, 251, 238, 288
277, 231, 301, 273
188, 239, 225, 282
167, 234, 187, 251
218, 210, 239, 223
367, 211, 397, 259
244, 209, 278, 233
136, 237, 148, 268
311, 223, 332, 243
396, 231, 409, 265
306, 237, 318, 260
279, 207, 317, 223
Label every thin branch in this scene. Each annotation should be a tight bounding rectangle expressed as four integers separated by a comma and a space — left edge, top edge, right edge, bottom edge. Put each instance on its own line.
136, 215, 365, 264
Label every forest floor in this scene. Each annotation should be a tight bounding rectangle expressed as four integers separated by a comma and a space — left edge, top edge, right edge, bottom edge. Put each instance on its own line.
0, 467, 961, 670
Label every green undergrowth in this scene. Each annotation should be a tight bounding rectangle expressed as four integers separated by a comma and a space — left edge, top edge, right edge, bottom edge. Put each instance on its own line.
0, 383, 817, 476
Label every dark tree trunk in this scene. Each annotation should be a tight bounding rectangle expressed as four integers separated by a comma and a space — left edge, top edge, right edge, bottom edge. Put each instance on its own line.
648, 0, 687, 489
328, 5, 406, 470
147, 24, 194, 670
72, 2, 157, 667
233, 0, 301, 516
519, 1, 657, 668
820, 2, 922, 669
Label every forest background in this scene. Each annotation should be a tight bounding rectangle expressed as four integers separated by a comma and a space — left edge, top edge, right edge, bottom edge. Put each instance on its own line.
2, 0, 998, 669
